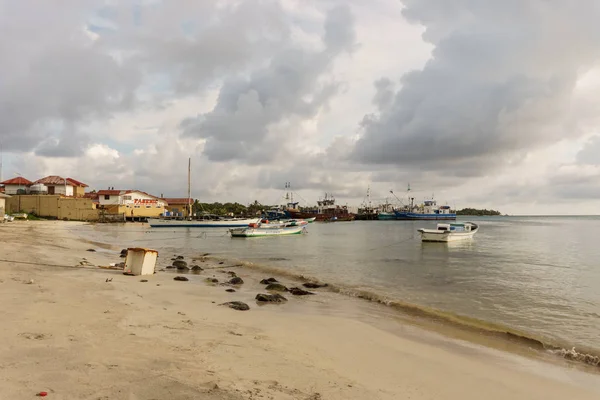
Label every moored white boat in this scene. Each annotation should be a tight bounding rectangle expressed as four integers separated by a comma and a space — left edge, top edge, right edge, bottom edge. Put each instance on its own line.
229, 222, 307, 237
418, 222, 478, 242
149, 216, 260, 228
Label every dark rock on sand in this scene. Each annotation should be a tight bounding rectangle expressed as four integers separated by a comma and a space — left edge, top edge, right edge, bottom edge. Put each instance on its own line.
225, 288, 236, 293
120, 249, 128, 255
218, 261, 224, 265
86, 248, 96, 252
174, 276, 189, 281
191, 265, 203, 272
177, 265, 190, 271
260, 278, 278, 284
289, 287, 314, 296
255, 293, 287, 303
302, 282, 328, 289
205, 278, 219, 283
220, 301, 249, 311
176, 255, 184, 260
265, 283, 288, 292
228, 277, 244, 285
227, 271, 237, 277
172, 260, 188, 269
120, 254, 126, 258
165, 265, 176, 269
140, 279, 148, 283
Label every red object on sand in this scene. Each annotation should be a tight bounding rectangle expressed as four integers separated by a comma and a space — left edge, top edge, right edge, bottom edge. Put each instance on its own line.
37, 392, 48, 397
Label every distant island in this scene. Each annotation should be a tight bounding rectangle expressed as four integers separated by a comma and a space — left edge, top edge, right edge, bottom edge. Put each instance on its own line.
456, 208, 501, 216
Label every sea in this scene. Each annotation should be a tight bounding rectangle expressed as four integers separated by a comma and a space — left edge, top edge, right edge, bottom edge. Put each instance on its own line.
71, 216, 600, 363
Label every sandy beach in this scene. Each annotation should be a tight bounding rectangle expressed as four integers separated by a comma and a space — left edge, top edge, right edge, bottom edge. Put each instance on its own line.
1, 221, 599, 399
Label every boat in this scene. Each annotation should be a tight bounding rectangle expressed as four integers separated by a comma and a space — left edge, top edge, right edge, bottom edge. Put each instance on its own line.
355, 187, 378, 220
377, 212, 396, 220
229, 222, 307, 237
149, 215, 260, 228
418, 222, 478, 242
393, 200, 456, 220
286, 193, 355, 222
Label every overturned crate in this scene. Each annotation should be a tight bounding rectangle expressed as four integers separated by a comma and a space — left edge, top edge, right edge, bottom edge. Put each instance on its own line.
123, 247, 158, 276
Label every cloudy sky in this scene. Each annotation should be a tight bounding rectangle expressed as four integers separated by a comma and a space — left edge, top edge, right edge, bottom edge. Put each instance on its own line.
1, 0, 600, 215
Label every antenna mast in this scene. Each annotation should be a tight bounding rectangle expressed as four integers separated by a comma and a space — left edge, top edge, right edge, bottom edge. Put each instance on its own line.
187, 157, 192, 216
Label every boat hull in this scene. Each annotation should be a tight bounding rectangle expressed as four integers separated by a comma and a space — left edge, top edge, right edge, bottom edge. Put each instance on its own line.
395, 211, 456, 220
148, 218, 259, 228
286, 211, 355, 221
377, 212, 397, 220
230, 225, 306, 237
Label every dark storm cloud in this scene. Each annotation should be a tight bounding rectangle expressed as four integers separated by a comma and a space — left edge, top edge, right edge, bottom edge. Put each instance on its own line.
181, 5, 356, 163
352, 0, 600, 175
0, 0, 312, 156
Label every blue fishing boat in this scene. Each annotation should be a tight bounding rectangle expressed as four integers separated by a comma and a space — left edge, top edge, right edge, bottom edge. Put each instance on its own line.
394, 200, 456, 220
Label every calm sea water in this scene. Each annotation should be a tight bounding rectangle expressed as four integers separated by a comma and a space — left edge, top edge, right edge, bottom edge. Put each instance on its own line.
72, 216, 600, 352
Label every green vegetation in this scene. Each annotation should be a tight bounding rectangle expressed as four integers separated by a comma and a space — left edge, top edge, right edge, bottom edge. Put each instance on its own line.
456, 208, 501, 216
192, 200, 266, 216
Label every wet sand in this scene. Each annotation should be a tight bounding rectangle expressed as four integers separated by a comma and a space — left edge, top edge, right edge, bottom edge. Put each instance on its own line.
0, 221, 599, 399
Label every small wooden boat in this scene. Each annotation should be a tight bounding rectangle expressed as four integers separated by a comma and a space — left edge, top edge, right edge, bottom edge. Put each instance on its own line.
418, 222, 478, 242
230, 222, 307, 238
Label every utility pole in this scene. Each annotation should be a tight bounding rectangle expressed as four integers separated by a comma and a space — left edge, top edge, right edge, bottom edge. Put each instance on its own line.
187, 157, 192, 217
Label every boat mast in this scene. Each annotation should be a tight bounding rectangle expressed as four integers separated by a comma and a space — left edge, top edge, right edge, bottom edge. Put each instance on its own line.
187, 157, 192, 216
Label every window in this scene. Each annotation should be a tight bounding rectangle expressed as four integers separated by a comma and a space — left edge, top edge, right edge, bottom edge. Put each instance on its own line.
123, 195, 132, 200
146, 205, 151, 208
134, 205, 140, 208
104, 195, 110, 200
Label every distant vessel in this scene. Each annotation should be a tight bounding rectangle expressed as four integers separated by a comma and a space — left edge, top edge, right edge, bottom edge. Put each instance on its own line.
389, 186, 456, 221
418, 222, 478, 242
377, 212, 396, 220
286, 193, 355, 222
355, 186, 379, 220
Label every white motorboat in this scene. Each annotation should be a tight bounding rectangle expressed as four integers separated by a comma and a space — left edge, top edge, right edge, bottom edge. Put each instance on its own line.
229, 222, 307, 238
418, 222, 478, 242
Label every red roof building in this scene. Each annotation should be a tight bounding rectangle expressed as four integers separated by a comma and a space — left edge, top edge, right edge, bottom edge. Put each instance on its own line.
0, 176, 33, 195
0, 177, 33, 186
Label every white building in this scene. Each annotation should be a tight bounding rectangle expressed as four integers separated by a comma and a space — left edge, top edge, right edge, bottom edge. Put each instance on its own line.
0, 193, 10, 218
0, 177, 33, 195
97, 190, 165, 206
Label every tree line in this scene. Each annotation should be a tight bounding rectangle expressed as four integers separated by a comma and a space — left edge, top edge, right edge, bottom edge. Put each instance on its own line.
192, 200, 265, 216
456, 208, 501, 216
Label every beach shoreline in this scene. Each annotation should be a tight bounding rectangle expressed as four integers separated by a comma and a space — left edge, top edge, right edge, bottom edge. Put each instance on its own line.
1, 220, 599, 399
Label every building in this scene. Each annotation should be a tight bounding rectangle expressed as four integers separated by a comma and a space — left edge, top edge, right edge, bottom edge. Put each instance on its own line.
34, 176, 88, 196
66, 178, 89, 197
97, 189, 167, 220
0, 177, 33, 195
0, 193, 10, 219
161, 198, 192, 217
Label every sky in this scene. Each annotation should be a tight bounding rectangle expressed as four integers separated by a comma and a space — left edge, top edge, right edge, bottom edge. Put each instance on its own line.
1, 0, 600, 215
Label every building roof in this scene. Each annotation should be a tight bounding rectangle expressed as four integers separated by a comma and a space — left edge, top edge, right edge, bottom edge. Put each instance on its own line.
97, 189, 123, 196
35, 175, 74, 186
66, 177, 88, 187
0, 176, 33, 185
161, 198, 192, 205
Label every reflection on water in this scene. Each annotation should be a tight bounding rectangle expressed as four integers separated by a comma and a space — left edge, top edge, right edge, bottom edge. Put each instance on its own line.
72, 216, 600, 351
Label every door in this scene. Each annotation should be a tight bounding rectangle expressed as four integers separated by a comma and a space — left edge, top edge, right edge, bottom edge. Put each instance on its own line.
48, 186, 55, 195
